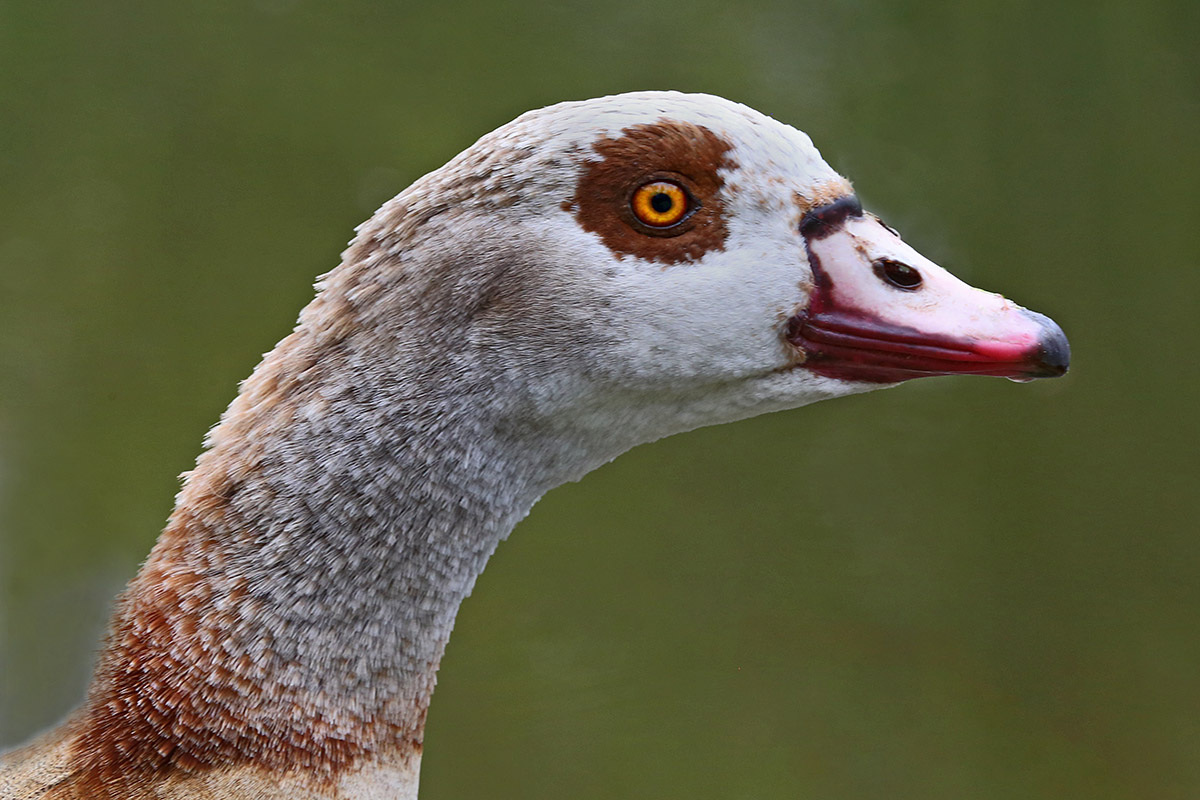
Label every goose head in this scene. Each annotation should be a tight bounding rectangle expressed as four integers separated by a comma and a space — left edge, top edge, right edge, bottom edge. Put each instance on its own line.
341, 91, 1067, 474
4, 91, 1070, 800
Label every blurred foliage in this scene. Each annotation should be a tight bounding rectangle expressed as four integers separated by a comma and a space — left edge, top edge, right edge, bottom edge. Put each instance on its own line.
1, 0, 1197, 797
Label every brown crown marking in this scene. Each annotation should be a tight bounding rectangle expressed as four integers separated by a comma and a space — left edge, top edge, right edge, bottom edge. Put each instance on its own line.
568, 120, 736, 266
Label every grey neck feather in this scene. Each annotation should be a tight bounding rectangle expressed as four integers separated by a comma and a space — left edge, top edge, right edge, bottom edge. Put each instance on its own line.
95, 192, 637, 777
207, 361, 552, 732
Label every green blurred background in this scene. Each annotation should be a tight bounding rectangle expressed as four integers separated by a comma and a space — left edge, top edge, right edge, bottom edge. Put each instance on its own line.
1, 1, 1196, 797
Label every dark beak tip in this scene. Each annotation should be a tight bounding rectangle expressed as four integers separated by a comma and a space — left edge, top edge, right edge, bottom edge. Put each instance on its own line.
1028, 314, 1071, 378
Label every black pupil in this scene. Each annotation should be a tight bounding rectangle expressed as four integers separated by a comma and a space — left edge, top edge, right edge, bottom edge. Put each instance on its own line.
874, 258, 922, 289
650, 192, 674, 213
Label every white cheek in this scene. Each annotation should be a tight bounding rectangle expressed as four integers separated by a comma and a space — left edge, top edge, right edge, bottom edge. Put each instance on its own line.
628, 225, 808, 380
549, 230, 803, 388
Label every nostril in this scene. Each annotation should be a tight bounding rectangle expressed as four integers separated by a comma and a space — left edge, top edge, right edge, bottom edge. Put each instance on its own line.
873, 257, 923, 290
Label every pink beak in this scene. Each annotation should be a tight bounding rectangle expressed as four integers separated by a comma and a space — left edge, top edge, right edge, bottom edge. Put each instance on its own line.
786, 198, 1069, 384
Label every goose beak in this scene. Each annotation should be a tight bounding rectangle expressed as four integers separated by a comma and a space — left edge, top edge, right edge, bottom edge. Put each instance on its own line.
786, 201, 1070, 384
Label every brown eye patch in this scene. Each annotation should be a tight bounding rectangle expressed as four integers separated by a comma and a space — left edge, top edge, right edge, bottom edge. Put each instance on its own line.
567, 120, 736, 265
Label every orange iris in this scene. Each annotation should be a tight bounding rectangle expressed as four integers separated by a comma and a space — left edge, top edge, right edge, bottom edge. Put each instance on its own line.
631, 181, 689, 228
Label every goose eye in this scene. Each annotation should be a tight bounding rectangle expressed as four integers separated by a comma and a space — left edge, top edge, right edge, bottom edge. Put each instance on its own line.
873, 257, 923, 290
631, 180, 690, 228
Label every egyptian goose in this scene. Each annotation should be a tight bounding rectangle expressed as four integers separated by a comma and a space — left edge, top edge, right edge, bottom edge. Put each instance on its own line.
0, 91, 1068, 800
